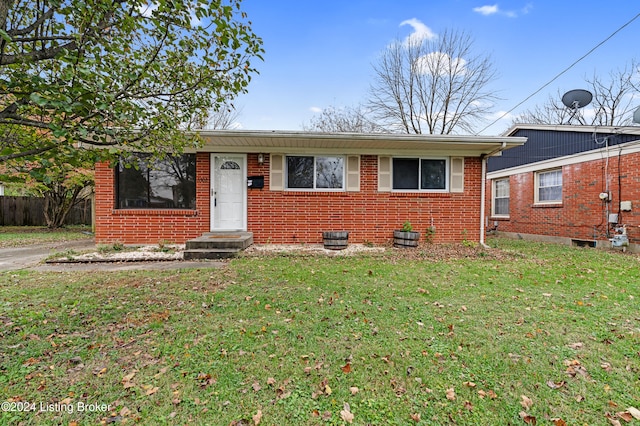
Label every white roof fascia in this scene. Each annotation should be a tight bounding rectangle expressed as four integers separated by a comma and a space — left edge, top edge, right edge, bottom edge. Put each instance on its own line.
192, 130, 526, 157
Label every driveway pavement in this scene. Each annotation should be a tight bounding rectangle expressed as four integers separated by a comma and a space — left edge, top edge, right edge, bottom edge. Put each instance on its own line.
0, 240, 225, 272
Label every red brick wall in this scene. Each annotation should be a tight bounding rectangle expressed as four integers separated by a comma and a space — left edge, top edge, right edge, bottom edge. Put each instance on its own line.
487, 152, 640, 244
247, 154, 483, 244
94, 152, 210, 244
96, 153, 484, 244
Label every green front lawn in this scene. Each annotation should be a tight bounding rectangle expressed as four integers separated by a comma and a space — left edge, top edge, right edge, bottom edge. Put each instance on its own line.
0, 239, 638, 425
0, 226, 93, 248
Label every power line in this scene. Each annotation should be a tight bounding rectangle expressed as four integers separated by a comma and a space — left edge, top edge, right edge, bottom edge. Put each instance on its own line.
476, 11, 640, 135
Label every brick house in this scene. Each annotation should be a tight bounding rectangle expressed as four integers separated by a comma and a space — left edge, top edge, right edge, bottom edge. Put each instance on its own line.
486, 124, 640, 252
95, 130, 525, 246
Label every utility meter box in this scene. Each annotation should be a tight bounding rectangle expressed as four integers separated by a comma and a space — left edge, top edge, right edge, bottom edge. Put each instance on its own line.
620, 201, 632, 211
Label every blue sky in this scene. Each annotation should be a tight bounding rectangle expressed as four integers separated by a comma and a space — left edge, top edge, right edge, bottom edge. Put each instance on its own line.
232, 1, 639, 135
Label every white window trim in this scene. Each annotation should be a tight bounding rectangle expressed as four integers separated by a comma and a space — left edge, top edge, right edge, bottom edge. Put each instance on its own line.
534, 168, 563, 205
391, 156, 450, 193
492, 178, 510, 218
285, 154, 346, 192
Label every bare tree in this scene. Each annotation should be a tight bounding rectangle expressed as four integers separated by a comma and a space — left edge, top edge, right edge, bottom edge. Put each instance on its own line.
367, 29, 498, 134
205, 104, 243, 129
512, 94, 576, 125
302, 104, 386, 133
513, 60, 639, 126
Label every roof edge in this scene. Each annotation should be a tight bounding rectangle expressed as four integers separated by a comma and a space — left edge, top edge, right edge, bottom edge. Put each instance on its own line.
504, 124, 640, 136
194, 129, 526, 146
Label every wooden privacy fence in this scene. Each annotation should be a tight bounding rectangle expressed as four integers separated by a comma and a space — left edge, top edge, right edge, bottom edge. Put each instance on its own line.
0, 196, 92, 226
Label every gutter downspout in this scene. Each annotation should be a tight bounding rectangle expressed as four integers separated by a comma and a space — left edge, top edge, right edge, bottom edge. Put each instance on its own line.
480, 142, 507, 248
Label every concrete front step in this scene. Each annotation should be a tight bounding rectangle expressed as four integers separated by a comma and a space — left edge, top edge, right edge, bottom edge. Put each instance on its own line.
184, 232, 253, 259
183, 248, 242, 260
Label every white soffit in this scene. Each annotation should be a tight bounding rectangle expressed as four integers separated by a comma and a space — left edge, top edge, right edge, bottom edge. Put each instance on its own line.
194, 130, 526, 156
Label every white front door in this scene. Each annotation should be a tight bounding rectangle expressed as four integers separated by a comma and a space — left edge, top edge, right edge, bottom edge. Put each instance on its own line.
211, 154, 246, 231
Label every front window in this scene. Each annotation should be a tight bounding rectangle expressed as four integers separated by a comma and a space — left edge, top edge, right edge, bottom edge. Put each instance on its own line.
536, 169, 562, 204
492, 178, 510, 217
116, 153, 196, 209
286, 156, 344, 190
392, 158, 447, 191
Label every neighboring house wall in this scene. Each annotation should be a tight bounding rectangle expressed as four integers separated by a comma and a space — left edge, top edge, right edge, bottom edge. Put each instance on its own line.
487, 148, 640, 249
96, 153, 484, 245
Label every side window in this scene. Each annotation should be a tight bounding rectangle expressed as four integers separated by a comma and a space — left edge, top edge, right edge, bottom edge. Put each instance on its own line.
492, 178, 510, 217
535, 169, 562, 204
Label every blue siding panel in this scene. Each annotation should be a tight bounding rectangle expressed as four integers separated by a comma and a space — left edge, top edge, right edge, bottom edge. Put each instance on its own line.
488, 128, 640, 172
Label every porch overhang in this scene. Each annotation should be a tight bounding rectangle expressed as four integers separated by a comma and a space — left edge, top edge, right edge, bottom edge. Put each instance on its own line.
191, 130, 527, 157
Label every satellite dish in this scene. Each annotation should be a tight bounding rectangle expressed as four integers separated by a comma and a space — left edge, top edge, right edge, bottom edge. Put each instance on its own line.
633, 106, 640, 124
561, 89, 592, 124
561, 89, 593, 109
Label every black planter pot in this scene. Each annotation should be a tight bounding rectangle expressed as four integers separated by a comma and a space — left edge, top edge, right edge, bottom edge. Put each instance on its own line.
322, 231, 349, 250
393, 230, 420, 248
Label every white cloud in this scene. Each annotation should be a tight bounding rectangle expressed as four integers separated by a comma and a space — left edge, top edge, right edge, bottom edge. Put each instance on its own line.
493, 110, 514, 121
473, 5, 499, 16
400, 18, 437, 44
309, 106, 323, 113
473, 4, 527, 18
414, 52, 467, 76
139, 2, 202, 27
139, 2, 158, 17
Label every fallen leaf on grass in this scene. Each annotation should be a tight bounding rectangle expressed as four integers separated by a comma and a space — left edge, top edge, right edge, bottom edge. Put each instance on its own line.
463, 381, 476, 388
410, 413, 421, 422
521, 395, 533, 410
266, 377, 276, 386
154, 366, 168, 378
546, 380, 566, 389
92, 366, 107, 376
196, 372, 216, 388
464, 401, 473, 411
252, 409, 262, 425
567, 342, 583, 350
478, 389, 497, 399
605, 413, 622, 426
519, 411, 537, 425
565, 361, 591, 380
616, 411, 633, 422
121, 372, 137, 389
122, 372, 136, 383
550, 418, 566, 426
349, 387, 359, 395
340, 403, 354, 424
252, 381, 261, 392
445, 388, 456, 401
145, 386, 159, 396
324, 384, 332, 395
341, 363, 351, 373
628, 407, 640, 419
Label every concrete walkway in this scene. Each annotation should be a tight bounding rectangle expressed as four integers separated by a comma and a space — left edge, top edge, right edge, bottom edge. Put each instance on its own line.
0, 240, 225, 272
